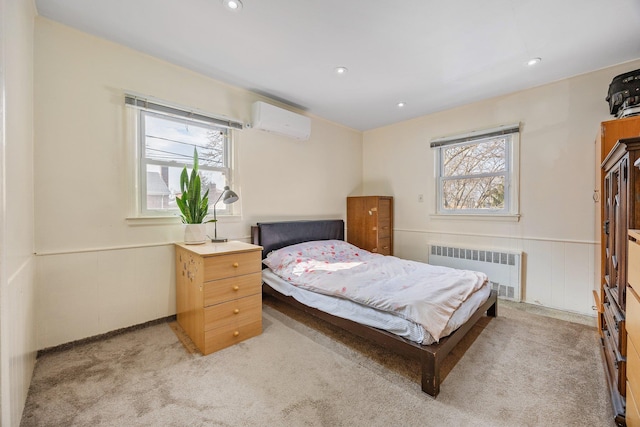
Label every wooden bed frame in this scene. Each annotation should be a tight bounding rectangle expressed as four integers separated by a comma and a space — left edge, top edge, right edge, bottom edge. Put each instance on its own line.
251, 219, 498, 398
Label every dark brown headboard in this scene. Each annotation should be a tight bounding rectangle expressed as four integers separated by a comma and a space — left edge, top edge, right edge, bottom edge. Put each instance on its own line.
251, 220, 345, 261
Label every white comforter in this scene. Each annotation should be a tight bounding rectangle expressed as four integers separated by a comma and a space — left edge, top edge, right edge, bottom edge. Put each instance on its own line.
263, 240, 487, 342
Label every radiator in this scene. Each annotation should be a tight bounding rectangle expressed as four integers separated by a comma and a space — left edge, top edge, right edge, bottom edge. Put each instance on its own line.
428, 244, 522, 301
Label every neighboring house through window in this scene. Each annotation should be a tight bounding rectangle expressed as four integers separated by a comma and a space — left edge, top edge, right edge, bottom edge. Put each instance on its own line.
431, 124, 520, 217
125, 95, 243, 218
146, 171, 171, 209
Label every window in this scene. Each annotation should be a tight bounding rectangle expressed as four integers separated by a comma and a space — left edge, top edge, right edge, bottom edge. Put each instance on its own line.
431, 124, 519, 217
125, 95, 242, 218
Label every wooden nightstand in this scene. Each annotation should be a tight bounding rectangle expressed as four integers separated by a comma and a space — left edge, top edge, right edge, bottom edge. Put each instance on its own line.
175, 241, 263, 355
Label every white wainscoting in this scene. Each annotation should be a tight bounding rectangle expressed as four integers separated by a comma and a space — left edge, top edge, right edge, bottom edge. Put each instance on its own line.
394, 229, 597, 317
36, 244, 176, 350
4, 258, 37, 426
35, 231, 598, 350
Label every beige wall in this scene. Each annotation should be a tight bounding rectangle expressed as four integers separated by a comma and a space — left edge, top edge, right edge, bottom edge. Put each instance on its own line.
31, 11, 640, 344
33, 18, 362, 349
363, 58, 640, 316
2, 0, 37, 425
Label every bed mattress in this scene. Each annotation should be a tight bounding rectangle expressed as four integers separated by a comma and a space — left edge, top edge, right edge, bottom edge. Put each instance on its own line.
262, 268, 491, 345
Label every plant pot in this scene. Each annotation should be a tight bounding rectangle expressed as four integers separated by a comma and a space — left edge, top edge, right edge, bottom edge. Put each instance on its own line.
184, 224, 207, 245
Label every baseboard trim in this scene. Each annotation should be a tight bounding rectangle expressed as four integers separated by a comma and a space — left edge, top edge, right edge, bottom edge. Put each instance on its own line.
37, 315, 177, 357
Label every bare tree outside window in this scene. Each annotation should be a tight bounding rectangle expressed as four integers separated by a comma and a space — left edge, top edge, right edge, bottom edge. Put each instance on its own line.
433, 125, 518, 216
442, 137, 506, 210
435, 133, 515, 214
203, 130, 225, 168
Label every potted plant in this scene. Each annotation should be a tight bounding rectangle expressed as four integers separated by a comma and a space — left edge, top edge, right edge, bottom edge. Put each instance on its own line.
175, 148, 215, 244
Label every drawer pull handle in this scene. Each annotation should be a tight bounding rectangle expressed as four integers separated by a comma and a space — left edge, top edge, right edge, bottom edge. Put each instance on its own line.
233, 286, 239, 291
232, 262, 239, 268
233, 308, 240, 314
233, 331, 240, 337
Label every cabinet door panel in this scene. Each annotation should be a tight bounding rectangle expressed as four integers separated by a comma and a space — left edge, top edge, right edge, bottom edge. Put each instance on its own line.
628, 382, 640, 427
629, 335, 640, 405
631, 238, 640, 289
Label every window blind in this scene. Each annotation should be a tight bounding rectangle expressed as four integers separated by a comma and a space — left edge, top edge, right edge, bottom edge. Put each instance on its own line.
430, 123, 520, 148
125, 94, 244, 130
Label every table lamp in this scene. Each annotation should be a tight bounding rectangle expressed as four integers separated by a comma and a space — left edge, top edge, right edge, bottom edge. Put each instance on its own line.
211, 186, 238, 242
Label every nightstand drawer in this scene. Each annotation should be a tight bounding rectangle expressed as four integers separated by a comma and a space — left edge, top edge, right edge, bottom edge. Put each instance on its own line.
204, 251, 262, 281
204, 320, 262, 354
203, 272, 262, 306
204, 294, 262, 330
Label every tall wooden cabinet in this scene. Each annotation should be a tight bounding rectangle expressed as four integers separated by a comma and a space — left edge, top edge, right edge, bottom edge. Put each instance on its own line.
600, 136, 640, 426
346, 196, 393, 255
597, 115, 640, 427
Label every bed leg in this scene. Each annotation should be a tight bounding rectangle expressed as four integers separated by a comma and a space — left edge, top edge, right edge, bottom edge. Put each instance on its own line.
487, 300, 497, 318
421, 351, 439, 398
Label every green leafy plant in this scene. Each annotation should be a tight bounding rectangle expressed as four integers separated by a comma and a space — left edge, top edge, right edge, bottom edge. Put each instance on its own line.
175, 148, 216, 224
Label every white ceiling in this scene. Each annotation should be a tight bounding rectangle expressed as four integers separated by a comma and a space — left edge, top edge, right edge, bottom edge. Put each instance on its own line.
34, 0, 640, 131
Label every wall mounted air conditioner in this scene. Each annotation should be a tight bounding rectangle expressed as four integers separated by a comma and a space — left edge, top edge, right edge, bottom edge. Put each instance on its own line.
250, 101, 311, 140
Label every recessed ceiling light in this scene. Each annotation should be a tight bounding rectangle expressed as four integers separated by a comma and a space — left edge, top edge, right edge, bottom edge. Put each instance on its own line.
222, 0, 243, 11
335, 66, 348, 75
397, 102, 406, 108
527, 57, 541, 66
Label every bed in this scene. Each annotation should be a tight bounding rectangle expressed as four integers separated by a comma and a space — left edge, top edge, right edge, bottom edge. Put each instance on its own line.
251, 219, 497, 397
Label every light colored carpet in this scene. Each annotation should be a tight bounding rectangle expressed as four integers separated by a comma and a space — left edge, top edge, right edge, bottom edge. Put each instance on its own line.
21, 299, 614, 426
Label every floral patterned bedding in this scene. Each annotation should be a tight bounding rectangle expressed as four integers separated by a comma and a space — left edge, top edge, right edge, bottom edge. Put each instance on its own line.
263, 240, 488, 342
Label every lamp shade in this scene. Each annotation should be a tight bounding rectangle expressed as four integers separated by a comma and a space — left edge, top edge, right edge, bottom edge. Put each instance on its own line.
220, 186, 239, 204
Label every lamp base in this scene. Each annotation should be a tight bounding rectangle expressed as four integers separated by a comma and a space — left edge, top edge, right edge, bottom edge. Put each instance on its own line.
211, 238, 228, 243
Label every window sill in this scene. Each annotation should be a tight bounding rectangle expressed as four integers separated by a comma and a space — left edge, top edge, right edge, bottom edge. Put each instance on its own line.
429, 213, 521, 222
125, 214, 242, 226
126, 215, 182, 226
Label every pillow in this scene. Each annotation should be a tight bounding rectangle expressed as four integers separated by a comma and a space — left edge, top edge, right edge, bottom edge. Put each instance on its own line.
263, 240, 370, 273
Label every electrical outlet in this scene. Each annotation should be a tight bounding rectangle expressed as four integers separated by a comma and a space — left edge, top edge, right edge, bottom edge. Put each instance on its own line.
418, 194, 424, 203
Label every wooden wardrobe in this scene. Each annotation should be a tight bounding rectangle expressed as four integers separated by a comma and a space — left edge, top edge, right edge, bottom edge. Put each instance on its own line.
346, 196, 393, 256
598, 125, 640, 426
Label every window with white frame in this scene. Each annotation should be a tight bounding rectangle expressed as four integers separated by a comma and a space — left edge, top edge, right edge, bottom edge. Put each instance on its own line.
431, 124, 520, 216
125, 95, 242, 218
